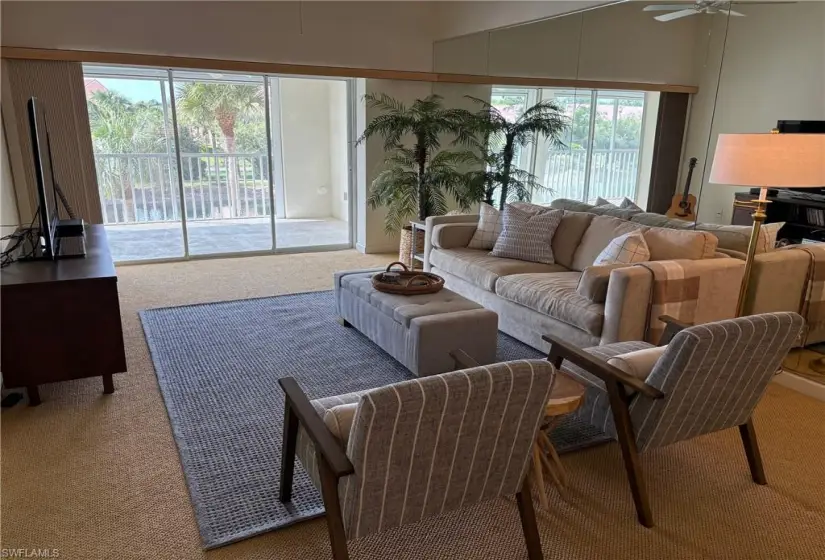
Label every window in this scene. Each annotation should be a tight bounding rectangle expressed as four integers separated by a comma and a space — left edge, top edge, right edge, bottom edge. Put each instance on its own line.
491, 87, 656, 206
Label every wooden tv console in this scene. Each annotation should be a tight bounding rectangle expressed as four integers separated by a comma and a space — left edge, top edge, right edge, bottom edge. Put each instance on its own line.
1, 225, 127, 405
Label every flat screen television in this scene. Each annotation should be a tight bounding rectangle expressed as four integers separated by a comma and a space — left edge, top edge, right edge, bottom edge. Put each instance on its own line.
27, 97, 59, 260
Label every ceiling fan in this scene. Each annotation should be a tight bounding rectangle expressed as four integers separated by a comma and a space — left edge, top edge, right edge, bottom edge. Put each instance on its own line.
643, 1, 790, 22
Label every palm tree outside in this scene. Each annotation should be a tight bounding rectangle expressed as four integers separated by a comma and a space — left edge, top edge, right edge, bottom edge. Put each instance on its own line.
175, 82, 264, 216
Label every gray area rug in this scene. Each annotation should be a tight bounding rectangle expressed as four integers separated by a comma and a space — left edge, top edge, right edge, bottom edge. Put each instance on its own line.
140, 290, 611, 549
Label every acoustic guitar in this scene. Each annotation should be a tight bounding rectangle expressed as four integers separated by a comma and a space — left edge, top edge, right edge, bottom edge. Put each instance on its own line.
666, 157, 698, 221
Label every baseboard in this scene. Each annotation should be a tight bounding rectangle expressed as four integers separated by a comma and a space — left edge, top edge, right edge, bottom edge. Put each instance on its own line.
355, 242, 367, 254
773, 371, 825, 402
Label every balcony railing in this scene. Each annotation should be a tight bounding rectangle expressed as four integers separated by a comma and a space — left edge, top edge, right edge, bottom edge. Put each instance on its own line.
94, 153, 271, 225
542, 148, 640, 203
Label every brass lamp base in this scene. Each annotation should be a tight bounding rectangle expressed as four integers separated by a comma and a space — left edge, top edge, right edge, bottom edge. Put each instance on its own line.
734, 187, 770, 317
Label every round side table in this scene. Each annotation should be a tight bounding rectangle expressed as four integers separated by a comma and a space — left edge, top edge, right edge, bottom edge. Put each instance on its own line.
530, 370, 585, 509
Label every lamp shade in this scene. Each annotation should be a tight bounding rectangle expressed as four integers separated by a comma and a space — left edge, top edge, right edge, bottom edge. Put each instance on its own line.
709, 133, 825, 188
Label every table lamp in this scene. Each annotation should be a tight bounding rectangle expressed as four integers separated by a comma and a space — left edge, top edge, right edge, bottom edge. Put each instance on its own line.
709, 132, 825, 316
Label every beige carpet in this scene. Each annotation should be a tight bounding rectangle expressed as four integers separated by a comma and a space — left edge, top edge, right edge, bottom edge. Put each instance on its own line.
2, 250, 825, 560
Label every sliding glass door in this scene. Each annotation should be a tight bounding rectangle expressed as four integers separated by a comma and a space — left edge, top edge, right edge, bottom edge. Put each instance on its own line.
85, 69, 185, 261
172, 71, 272, 256
84, 65, 352, 263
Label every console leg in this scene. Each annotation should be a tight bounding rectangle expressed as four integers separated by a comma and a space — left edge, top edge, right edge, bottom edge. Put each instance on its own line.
27, 385, 41, 406
103, 374, 115, 394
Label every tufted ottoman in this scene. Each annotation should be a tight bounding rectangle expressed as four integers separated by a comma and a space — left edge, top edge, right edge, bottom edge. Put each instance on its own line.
334, 269, 499, 376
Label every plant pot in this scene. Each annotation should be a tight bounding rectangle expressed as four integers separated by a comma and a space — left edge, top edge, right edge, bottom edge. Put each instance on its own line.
398, 225, 425, 269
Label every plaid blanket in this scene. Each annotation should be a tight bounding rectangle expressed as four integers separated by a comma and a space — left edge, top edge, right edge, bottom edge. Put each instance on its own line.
779, 244, 825, 345
635, 259, 743, 344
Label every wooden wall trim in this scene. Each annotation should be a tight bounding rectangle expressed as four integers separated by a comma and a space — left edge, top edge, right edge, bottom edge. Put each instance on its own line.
0, 46, 699, 94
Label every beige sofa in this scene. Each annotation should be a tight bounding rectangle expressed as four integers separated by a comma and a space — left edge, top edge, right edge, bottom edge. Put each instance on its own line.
423, 211, 744, 351
549, 198, 825, 345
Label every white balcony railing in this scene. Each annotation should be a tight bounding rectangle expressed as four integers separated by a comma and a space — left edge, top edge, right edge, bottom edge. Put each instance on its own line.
94, 153, 271, 225
543, 148, 640, 203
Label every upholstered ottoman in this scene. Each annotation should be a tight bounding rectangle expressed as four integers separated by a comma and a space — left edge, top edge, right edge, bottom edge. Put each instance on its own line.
334, 269, 498, 376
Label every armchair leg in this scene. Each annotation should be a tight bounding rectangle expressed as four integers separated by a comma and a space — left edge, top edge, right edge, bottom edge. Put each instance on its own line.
739, 418, 767, 485
279, 401, 299, 502
606, 380, 654, 528
516, 477, 544, 560
318, 456, 350, 560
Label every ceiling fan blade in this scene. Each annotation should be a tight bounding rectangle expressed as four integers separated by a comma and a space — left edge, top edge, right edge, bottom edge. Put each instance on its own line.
644, 4, 694, 11
655, 8, 699, 21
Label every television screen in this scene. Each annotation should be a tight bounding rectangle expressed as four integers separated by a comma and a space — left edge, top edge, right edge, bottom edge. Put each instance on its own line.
27, 97, 59, 259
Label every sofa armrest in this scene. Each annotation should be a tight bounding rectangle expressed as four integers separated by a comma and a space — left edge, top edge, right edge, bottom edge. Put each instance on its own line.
600, 266, 653, 344
432, 223, 477, 250
424, 214, 479, 271
743, 249, 810, 316
717, 247, 747, 259
576, 263, 634, 303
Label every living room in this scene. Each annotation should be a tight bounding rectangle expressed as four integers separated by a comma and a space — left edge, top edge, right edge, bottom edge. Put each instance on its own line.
1, 1, 824, 559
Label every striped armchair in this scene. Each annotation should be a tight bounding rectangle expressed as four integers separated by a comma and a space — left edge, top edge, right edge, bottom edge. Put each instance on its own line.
543, 312, 804, 528
278, 360, 556, 560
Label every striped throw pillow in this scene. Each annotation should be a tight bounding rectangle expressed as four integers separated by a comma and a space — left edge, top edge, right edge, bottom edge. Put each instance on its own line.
490, 204, 563, 264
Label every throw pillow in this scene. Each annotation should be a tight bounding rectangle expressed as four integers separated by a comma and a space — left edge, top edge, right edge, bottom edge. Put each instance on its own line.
620, 197, 644, 211
491, 204, 563, 264
510, 201, 553, 215
594, 197, 616, 207
468, 203, 504, 250
593, 230, 651, 266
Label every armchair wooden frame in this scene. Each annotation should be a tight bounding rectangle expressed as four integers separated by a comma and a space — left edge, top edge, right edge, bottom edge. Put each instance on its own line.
278, 375, 545, 560
541, 315, 768, 528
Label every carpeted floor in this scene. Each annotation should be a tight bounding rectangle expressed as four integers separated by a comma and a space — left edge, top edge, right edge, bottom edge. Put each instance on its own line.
2, 249, 825, 560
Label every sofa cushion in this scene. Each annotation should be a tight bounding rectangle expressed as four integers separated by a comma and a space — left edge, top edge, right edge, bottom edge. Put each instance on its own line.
491, 205, 563, 264
631, 212, 695, 229
642, 227, 718, 261
495, 272, 604, 336
591, 204, 642, 221
594, 230, 651, 265
552, 211, 594, 269
550, 198, 597, 213
571, 215, 646, 271
694, 222, 783, 254
429, 248, 568, 291
620, 197, 643, 211
467, 202, 502, 250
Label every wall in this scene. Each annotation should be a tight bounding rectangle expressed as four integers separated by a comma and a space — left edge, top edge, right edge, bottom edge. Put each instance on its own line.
328, 81, 349, 222
280, 77, 353, 220
684, 3, 825, 224
1, 1, 438, 73
433, 2, 700, 86
356, 79, 434, 253
431, 1, 609, 41
1, 116, 21, 241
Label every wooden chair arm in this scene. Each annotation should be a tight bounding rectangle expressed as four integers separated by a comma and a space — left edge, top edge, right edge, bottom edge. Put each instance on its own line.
541, 334, 664, 400
658, 315, 692, 346
278, 377, 355, 478
450, 349, 480, 370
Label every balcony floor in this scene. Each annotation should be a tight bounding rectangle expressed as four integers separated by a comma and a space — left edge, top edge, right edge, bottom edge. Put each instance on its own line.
105, 217, 349, 262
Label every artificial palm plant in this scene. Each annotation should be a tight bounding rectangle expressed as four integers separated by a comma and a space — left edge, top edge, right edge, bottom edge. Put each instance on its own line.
459, 97, 568, 210
357, 93, 477, 233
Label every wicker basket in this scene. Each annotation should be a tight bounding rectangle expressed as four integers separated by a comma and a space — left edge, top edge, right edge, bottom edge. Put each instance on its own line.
372, 262, 445, 295
398, 225, 425, 269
